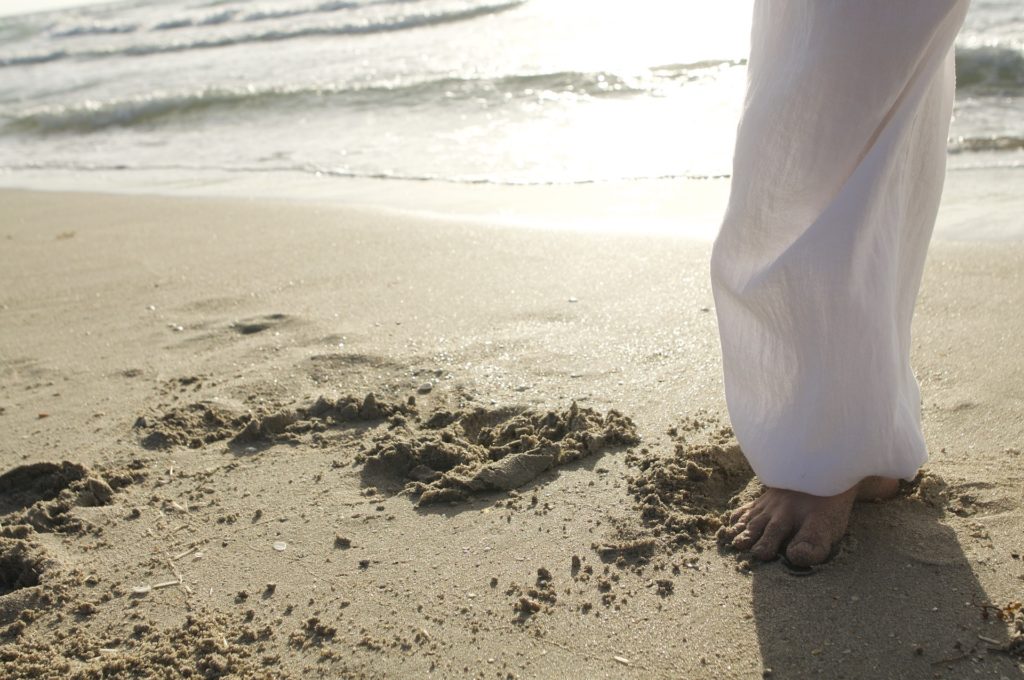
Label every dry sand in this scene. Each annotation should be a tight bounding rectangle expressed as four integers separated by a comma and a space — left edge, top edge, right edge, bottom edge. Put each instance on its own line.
0, 188, 1022, 679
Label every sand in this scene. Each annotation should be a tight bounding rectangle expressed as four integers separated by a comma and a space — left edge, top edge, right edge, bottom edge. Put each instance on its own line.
0, 187, 1022, 679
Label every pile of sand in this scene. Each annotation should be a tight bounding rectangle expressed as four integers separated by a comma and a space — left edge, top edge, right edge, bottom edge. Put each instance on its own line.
134, 393, 415, 451
0, 608, 296, 679
0, 460, 136, 653
621, 420, 758, 551
0, 461, 127, 536
135, 394, 640, 507
359, 401, 640, 505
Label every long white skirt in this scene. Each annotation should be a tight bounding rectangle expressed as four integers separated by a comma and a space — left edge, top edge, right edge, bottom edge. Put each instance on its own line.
711, 0, 970, 496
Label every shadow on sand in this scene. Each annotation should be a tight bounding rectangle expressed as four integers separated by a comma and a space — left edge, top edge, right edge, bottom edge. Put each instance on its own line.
752, 498, 1022, 678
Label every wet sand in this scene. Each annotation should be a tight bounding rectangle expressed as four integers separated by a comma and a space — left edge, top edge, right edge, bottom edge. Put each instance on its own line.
0, 188, 1022, 678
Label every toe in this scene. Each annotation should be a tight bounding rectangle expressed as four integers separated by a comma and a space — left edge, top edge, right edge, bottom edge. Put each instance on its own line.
784, 519, 837, 567
731, 512, 770, 551
749, 518, 793, 561
729, 502, 755, 525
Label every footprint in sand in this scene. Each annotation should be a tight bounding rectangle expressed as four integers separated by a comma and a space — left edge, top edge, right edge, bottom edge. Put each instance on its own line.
0, 538, 55, 626
231, 313, 289, 335
0, 461, 120, 535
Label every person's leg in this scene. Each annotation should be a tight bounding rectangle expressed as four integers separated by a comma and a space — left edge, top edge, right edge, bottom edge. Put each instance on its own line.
711, 0, 969, 566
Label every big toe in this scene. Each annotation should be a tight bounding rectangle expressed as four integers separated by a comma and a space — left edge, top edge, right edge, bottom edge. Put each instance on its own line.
784, 522, 836, 567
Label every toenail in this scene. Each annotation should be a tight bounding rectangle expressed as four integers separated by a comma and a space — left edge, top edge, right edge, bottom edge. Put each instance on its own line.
780, 555, 815, 576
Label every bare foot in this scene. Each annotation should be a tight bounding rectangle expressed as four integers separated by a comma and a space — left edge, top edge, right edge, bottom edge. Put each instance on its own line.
723, 476, 899, 567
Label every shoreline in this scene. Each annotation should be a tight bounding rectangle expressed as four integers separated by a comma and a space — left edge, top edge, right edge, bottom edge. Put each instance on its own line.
1, 161, 1022, 241
1, 188, 1022, 678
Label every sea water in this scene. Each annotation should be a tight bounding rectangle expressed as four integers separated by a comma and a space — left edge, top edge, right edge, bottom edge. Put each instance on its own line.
0, 0, 1020, 187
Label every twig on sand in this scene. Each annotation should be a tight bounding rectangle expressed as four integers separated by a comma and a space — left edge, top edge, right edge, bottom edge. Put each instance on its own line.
171, 545, 199, 561
153, 579, 181, 590
930, 652, 970, 665
164, 557, 193, 595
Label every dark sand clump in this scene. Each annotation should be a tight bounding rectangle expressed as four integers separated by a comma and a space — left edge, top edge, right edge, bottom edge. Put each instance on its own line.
231, 393, 413, 445
135, 393, 413, 450
1007, 606, 1024, 658
0, 538, 59, 632
135, 402, 252, 450
0, 539, 43, 597
0, 462, 123, 535
624, 423, 758, 549
592, 532, 661, 563
0, 610, 298, 679
507, 567, 560, 621
360, 402, 639, 505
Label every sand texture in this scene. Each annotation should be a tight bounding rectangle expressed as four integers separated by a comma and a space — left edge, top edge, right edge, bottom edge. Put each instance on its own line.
0, 189, 1022, 679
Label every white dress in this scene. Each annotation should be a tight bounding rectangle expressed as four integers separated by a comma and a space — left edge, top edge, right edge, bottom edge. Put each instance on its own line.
711, 0, 970, 496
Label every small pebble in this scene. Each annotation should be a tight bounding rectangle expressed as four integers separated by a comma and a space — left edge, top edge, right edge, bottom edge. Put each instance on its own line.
272, 541, 287, 552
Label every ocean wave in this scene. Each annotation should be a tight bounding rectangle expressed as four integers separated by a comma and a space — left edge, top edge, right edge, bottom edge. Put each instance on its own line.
651, 59, 746, 77
955, 45, 1024, 94
150, 0, 413, 31
3, 89, 265, 134
236, 2, 359, 25
153, 8, 238, 30
949, 135, 1024, 154
0, 159, 731, 185
0, 63, 741, 135
0, 1, 525, 68
153, 1, 383, 30
50, 22, 139, 38
0, 49, 69, 67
